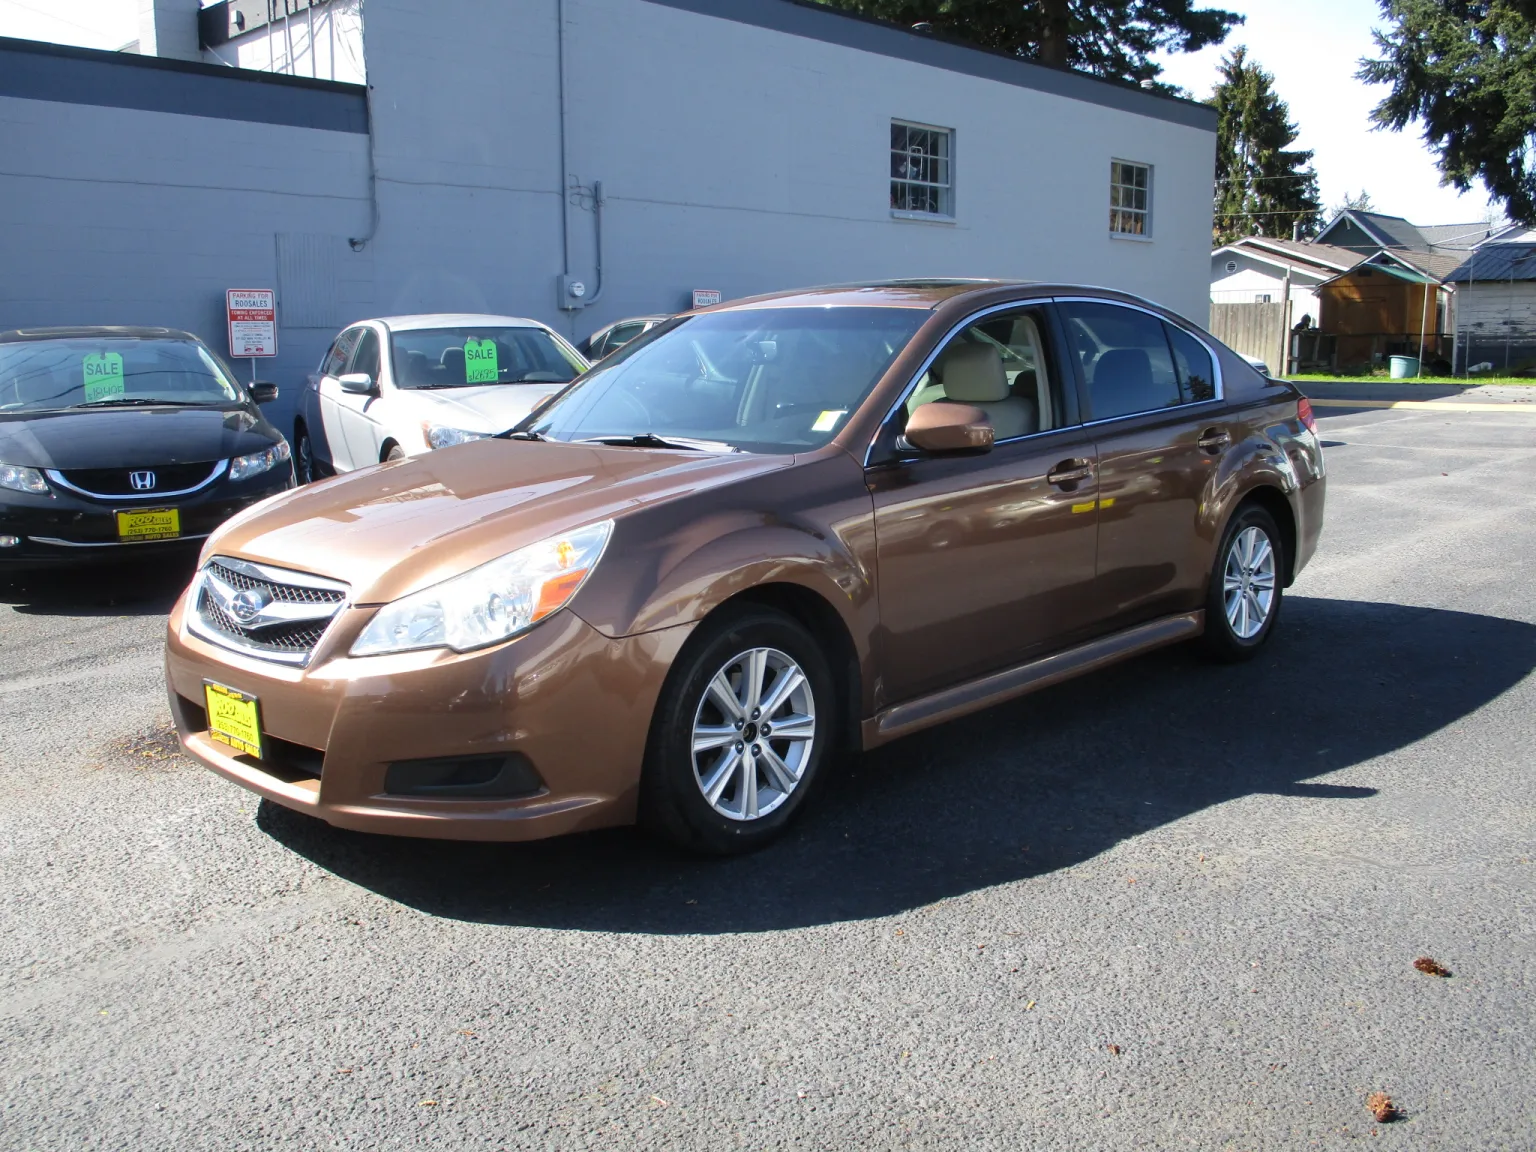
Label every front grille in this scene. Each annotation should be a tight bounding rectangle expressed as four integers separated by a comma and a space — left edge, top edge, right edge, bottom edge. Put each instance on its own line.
190, 556, 349, 665
198, 590, 332, 651
56, 461, 220, 497
206, 559, 345, 606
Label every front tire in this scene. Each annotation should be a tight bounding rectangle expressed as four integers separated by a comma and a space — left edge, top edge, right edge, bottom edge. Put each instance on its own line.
294, 425, 315, 484
1202, 502, 1284, 662
640, 607, 838, 855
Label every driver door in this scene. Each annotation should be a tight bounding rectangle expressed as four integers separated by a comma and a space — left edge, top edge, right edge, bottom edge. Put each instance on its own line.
334, 327, 388, 467
316, 326, 364, 472
867, 303, 1101, 705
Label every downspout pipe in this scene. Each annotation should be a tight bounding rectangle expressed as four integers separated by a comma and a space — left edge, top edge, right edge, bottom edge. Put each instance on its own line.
557, 0, 570, 282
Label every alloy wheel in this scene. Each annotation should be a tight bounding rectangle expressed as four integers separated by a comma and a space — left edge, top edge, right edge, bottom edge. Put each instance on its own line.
1223, 525, 1277, 640
691, 646, 817, 821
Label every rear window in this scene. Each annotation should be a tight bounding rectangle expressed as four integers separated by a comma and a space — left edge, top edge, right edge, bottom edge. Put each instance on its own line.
0, 338, 242, 412
390, 327, 585, 389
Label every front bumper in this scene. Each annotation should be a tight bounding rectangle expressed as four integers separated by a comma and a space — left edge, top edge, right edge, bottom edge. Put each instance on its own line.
166, 588, 692, 841
0, 469, 293, 566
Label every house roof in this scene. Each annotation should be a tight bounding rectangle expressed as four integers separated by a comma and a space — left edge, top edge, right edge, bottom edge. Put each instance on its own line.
1382, 249, 1467, 282
1234, 236, 1360, 272
1318, 210, 1431, 250
1416, 222, 1499, 250
1444, 244, 1536, 282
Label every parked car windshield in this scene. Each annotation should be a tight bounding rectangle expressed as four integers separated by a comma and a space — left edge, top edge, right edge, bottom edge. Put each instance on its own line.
0, 337, 243, 412
522, 307, 926, 453
390, 327, 585, 389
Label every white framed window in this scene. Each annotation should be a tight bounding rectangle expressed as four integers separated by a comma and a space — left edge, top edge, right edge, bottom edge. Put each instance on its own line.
1110, 160, 1151, 236
891, 120, 954, 218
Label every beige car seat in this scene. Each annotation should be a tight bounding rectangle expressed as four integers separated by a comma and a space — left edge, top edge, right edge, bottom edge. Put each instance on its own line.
939, 342, 1037, 439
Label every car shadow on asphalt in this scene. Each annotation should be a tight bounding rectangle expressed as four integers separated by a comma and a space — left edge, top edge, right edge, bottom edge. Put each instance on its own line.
0, 555, 196, 616
257, 595, 1536, 934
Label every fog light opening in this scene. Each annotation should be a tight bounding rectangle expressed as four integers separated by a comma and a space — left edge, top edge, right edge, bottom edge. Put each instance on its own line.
383, 753, 544, 799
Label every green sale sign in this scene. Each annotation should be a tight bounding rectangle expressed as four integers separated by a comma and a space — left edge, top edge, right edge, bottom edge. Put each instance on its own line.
464, 339, 498, 383
82, 352, 125, 402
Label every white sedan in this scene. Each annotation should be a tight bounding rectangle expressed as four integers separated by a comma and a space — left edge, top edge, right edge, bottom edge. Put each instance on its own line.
292, 313, 588, 481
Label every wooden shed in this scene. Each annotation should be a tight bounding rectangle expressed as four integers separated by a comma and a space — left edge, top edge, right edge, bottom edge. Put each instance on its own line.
1317, 253, 1454, 370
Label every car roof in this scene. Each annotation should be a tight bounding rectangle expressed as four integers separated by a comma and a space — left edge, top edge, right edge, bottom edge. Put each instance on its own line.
369, 314, 552, 332
0, 325, 201, 343
716, 279, 1033, 310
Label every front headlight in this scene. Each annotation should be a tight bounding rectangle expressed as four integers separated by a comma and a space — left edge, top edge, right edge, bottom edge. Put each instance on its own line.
0, 463, 50, 495
350, 520, 614, 656
424, 423, 491, 450
229, 440, 292, 482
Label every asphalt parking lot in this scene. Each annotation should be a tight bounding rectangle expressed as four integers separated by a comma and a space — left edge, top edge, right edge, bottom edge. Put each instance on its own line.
2, 395, 1533, 1150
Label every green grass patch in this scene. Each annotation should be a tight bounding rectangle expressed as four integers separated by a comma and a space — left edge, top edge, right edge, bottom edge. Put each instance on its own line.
1285, 373, 1536, 386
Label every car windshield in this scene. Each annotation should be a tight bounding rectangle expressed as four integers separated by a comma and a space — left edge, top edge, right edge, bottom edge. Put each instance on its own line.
0, 338, 243, 412
522, 307, 926, 453
390, 327, 585, 389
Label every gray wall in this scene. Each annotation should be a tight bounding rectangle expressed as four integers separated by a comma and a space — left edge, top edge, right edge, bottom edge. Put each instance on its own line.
0, 38, 372, 434
360, 0, 1216, 341
1458, 281, 1536, 371
2, 0, 1217, 442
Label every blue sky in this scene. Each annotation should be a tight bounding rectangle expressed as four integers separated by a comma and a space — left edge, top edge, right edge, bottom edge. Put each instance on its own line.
1152, 0, 1500, 226
0, 0, 1502, 227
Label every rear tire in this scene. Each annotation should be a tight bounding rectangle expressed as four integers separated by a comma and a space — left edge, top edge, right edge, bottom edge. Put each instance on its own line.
1201, 502, 1284, 662
640, 607, 838, 855
383, 443, 406, 463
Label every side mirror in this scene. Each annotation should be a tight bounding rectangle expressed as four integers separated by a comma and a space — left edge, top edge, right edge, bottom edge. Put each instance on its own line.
248, 382, 279, 404
338, 372, 375, 395
902, 402, 994, 454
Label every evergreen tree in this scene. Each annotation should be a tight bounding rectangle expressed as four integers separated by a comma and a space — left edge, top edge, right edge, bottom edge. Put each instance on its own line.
814, 0, 1241, 88
1359, 0, 1536, 224
1211, 47, 1322, 245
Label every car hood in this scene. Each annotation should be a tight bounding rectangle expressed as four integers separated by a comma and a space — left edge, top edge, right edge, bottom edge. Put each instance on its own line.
206, 438, 790, 605
0, 406, 277, 470
397, 384, 566, 432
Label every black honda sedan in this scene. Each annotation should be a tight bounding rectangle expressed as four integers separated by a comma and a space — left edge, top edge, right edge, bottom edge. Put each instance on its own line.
0, 327, 295, 568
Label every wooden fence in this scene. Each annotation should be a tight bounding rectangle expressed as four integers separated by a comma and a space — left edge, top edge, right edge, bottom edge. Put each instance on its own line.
1209, 302, 1289, 370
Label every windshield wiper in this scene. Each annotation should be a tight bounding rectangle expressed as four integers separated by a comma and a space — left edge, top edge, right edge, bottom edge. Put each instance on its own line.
499, 428, 547, 441
69, 397, 205, 408
575, 433, 739, 452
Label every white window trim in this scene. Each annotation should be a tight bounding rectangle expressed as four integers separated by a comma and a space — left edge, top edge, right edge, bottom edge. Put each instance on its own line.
891, 119, 956, 221
1109, 158, 1153, 239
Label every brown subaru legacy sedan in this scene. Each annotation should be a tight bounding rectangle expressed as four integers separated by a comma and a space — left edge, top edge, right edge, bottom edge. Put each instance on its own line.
166, 280, 1325, 853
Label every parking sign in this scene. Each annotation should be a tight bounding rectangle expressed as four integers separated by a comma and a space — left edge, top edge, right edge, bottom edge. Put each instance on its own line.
226, 289, 277, 358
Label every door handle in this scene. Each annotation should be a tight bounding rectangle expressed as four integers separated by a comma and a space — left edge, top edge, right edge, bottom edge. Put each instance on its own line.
1046, 459, 1094, 487
1197, 428, 1231, 452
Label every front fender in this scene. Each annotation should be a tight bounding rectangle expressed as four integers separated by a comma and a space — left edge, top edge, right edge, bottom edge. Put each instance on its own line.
570, 451, 879, 661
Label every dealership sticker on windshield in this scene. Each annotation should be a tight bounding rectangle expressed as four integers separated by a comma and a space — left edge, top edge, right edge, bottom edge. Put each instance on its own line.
812, 409, 847, 433
464, 339, 498, 383
82, 352, 125, 402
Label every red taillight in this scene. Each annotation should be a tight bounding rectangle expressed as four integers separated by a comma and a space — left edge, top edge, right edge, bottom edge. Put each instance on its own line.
1297, 396, 1317, 433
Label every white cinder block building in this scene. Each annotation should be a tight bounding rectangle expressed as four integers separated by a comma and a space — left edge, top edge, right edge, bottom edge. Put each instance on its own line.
2, 0, 1217, 432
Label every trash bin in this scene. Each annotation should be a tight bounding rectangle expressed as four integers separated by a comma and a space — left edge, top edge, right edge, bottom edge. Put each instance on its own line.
1389, 355, 1420, 379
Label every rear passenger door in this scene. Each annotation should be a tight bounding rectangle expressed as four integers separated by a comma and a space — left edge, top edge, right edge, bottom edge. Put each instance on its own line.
1058, 299, 1226, 633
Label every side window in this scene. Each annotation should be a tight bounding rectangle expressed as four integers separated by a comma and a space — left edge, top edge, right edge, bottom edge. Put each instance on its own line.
321, 329, 360, 377
1059, 302, 1181, 421
1164, 323, 1217, 402
904, 306, 1060, 440
350, 328, 381, 382
606, 322, 647, 352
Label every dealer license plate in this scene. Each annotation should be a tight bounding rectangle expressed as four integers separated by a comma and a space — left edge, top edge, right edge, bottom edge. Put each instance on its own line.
116, 507, 180, 542
204, 681, 263, 759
